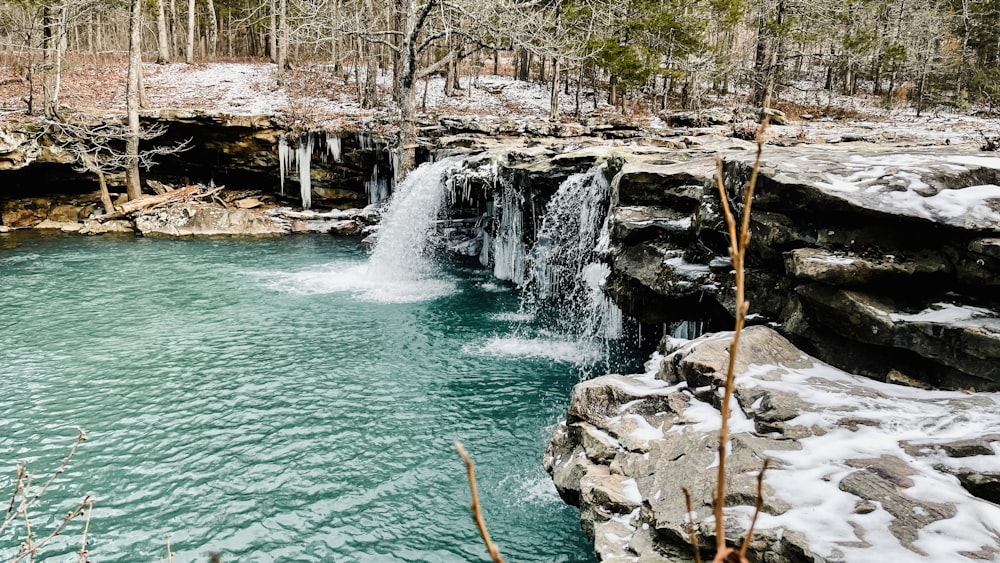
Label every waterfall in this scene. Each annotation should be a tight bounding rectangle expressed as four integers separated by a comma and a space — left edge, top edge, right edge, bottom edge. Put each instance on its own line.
368, 157, 462, 280
515, 164, 625, 340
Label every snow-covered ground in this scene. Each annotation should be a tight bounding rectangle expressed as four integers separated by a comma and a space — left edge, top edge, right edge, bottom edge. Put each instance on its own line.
1, 58, 996, 146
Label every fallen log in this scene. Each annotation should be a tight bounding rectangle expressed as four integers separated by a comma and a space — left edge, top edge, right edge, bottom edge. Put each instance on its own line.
117, 185, 200, 215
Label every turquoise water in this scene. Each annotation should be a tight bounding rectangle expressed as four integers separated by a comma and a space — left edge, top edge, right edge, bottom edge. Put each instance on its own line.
0, 233, 602, 562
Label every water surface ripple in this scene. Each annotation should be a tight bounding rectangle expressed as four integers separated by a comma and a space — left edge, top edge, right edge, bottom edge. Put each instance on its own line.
0, 234, 595, 562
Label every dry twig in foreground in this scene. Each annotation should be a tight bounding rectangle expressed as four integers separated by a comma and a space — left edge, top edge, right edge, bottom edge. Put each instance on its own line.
454, 442, 503, 563
2, 429, 92, 563
709, 119, 770, 563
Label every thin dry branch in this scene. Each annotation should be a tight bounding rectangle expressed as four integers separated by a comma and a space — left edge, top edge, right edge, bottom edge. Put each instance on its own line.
682, 487, 702, 563
0, 428, 87, 538
454, 441, 503, 563
711, 118, 768, 559
12, 495, 91, 563
77, 498, 94, 563
739, 459, 771, 560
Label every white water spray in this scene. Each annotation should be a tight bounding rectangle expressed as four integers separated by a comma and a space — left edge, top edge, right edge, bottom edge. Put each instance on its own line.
368, 158, 462, 280
516, 164, 625, 339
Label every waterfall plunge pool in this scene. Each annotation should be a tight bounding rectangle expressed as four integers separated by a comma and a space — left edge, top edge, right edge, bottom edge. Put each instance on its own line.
0, 232, 625, 562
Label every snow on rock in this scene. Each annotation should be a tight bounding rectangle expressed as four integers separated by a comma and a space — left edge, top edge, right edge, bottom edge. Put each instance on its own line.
742, 146, 1000, 232
546, 325, 1000, 562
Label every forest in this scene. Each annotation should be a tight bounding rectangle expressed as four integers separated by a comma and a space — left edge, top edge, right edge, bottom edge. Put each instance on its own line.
1, 0, 999, 123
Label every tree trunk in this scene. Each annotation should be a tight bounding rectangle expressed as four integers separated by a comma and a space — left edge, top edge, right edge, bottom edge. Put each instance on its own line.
156, 0, 171, 64
363, 40, 377, 106
516, 48, 529, 81
549, 57, 560, 120
361, 0, 376, 106
186, 0, 195, 63
47, 4, 68, 119
444, 36, 456, 97
574, 65, 582, 118
268, 0, 277, 62
126, 0, 144, 201
206, 0, 218, 58
169, 0, 180, 58
398, 0, 436, 177
277, 0, 288, 77
80, 150, 115, 214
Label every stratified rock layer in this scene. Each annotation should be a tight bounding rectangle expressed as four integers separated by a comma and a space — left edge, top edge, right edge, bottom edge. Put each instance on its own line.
603, 144, 1000, 390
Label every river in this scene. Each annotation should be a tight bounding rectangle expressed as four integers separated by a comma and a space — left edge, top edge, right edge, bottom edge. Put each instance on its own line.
0, 232, 612, 562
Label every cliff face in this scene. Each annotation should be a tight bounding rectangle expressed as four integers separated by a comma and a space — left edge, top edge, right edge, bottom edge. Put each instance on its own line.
534, 142, 1000, 562
473, 139, 1000, 392
0, 113, 392, 208
602, 144, 1000, 392
4, 115, 999, 391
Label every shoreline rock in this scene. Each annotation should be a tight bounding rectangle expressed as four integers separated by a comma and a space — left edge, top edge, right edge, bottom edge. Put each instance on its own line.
547, 326, 1000, 562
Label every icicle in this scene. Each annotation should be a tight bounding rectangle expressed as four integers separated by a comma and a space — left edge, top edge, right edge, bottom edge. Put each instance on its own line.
491, 182, 526, 285
278, 134, 292, 196
365, 162, 390, 205
327, 132, 342, 163
298, 134, 314, 209
358, 131, 374, 151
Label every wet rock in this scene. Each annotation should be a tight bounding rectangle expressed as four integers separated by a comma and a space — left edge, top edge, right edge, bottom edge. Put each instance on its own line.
46, 204, 87, 222
1, 208, 39, 228
79, 219, 134, 234
34, 219, 82, 232
838, 468, 957, 551
234, 197, 263, 209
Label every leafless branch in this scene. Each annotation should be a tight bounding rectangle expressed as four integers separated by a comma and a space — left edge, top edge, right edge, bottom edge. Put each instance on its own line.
739, 459, 771, 560
454, 442, 503, 563
711, 118, 768, 559
682, 486, 702, 563
77, 498, 94, 563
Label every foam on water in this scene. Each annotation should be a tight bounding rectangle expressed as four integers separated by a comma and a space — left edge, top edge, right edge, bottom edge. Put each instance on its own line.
491, 311, 535, 322
257, 263, 458, 303
469, 335, 603, 364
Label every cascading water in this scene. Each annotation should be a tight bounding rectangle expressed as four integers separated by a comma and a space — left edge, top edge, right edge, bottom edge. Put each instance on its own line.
368, 158, 461, 280
471, 160, 632, 368
518, 164, 625, 340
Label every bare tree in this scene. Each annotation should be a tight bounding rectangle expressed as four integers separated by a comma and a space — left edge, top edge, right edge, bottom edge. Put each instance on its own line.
155, 0, 171, 64
186, 0, 195, 63
126, 0, 143, 200
206, 0, 219, 58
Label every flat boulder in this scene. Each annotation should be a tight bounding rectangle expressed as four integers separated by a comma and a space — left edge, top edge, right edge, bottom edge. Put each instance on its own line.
134, 204, 287, 236
794, 284, 1000, 390
734, 146, 1000, 232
